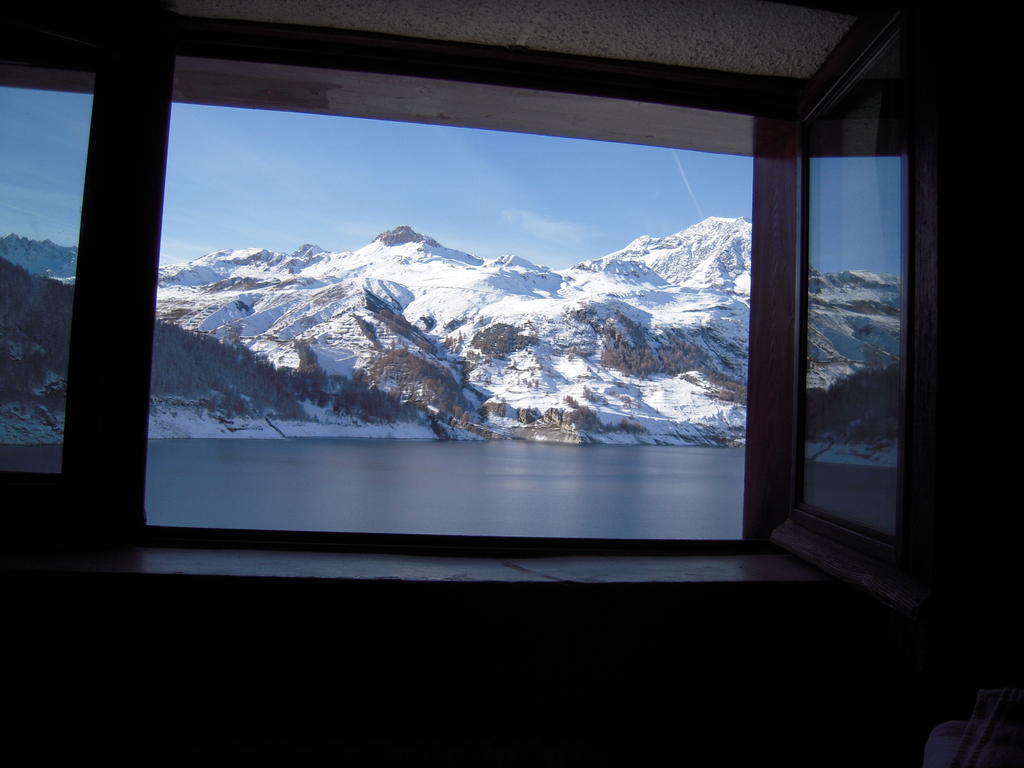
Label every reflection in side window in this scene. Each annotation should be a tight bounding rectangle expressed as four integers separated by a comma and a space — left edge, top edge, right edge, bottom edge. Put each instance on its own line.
802, 32, 904, 538
145, 89, 754, 539
0, 79, 93, 473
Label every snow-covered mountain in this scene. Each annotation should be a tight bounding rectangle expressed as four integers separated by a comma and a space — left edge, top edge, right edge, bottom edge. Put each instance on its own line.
598, 215, 751, 293
0, 217, 905, 448
155, 219, 753, 445
0, 233, 77, 282
803, 268, 901, 466
805, 269, 900, 389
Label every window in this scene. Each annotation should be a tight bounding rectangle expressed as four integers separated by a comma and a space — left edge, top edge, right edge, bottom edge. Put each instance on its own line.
769, 12, 933, 616
799, 29, 905, 542
145, 57, 754, 540
1, 7, 939, 610
0, 68, 94, 473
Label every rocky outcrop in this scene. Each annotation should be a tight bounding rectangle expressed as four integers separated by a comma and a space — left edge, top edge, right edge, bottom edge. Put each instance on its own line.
374, 225, 441, 248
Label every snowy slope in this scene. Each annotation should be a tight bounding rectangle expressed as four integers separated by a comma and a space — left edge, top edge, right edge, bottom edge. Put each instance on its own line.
602, 216, 751, 294
806, 269, 900, 389
0, 219, 904, 447
154, 219, 754, 445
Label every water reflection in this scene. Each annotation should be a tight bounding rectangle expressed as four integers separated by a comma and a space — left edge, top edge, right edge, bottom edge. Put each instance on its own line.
146, 438, 745, 539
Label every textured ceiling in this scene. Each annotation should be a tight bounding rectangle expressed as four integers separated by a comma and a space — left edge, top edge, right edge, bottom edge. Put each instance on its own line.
166, 0, 856, 79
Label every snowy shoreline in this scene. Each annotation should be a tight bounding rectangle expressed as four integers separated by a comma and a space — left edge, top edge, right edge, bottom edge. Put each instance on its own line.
2, 398, 743, 447
144, 396, 742, 446
146, 400, 438, 441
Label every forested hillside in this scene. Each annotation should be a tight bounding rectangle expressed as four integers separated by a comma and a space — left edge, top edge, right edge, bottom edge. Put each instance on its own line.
0, 251, 425, 443
0, 256, 74, 444
151, 320, 424, 427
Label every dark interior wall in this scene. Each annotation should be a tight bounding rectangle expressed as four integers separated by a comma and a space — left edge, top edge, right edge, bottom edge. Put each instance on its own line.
5, 569, 922, 766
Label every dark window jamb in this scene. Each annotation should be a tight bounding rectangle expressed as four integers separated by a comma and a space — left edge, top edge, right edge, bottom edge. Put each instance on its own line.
902, 1, 937, 590
742, 116, 801, 540
59, 14, 176, 545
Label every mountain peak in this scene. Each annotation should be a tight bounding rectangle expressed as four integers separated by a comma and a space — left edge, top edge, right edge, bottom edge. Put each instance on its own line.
702, 215, 747, 225
374, 226, 441, 248
291, 243, 327, 259
595, 216, 751, 294
686, 216, 749, 236
492, 253, 545, 271
2, 232, 62, 248
0, 232, 78, 280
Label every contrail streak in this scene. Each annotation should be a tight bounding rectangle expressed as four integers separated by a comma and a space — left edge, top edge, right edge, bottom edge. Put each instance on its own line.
673, 150, 705, 221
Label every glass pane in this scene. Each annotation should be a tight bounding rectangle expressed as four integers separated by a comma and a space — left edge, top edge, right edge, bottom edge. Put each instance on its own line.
146, 63, 753, 539
802, 33, 903, 537
0, 75, 93, 473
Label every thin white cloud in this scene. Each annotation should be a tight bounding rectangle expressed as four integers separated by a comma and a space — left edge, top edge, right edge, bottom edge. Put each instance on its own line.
673, 150, 705, 221
501, 208, 589, 245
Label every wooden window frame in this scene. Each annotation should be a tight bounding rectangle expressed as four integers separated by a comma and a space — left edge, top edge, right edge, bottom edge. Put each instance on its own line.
769, 7, 936, 618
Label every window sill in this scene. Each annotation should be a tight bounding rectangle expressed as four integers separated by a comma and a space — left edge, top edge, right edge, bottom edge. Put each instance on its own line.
0, 545, 830, 585
772, 518, 930, 618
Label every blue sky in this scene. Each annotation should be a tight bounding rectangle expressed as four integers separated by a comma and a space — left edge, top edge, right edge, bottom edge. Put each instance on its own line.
159, 103, 753, 269
809, 156, 903, 276
0, 86, 92, 246
1, 88, 906, 276
1, 88, 755, 270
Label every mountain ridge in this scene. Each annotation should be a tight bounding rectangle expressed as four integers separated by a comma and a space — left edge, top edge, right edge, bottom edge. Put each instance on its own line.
153, 217, 753, 445
0, 216, 902, 448
0, 232, 78, 282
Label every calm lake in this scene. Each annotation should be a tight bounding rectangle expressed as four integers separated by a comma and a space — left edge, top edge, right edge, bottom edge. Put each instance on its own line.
145, 438, 745, 539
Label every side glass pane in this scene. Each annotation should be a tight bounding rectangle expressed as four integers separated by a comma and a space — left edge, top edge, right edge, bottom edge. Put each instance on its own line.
145, 62, 753, 539
802, 33, 903, 537
0, 72, 93, 473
